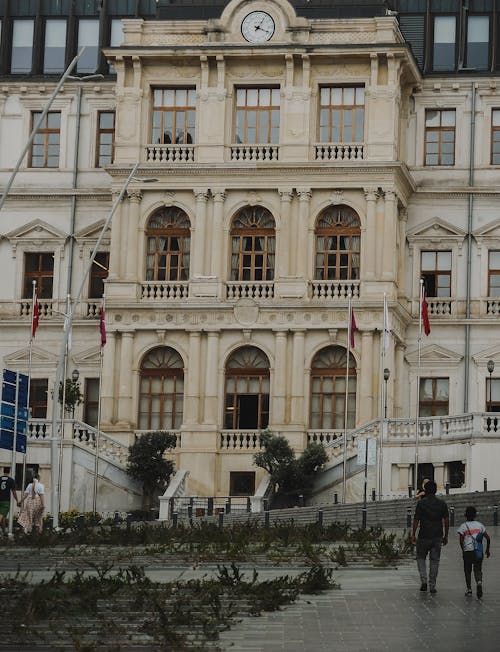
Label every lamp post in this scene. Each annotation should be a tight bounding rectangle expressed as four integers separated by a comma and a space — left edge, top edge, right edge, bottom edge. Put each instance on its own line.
487, 360, 495, 410
71, 369, 80, 418
383, 368, 390, 418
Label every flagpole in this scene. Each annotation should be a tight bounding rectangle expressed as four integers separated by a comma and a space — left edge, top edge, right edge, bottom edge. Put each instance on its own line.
93, 296, 106, 515
342, 294, 352, 504
57, 294, 71, 511
22, 280, 37, 495
415, 279, 424, 494
379, 293, 387, 501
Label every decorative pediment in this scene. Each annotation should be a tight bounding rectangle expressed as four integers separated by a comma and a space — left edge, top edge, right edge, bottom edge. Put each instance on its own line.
405, 344, 463, 368
72, 346, 102, 366
473, 345, 500, 369
473, 218, 500, 251
5, 219, 66, 242
75, 220, 110, 240
407, 217, 466, 245
3, 346, 58, 370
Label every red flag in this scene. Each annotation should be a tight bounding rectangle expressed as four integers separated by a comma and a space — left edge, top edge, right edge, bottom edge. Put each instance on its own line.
99, 306, 107, 347
422, 289, 431, 336
32, 295, 39, 338
350, 308, 357, 349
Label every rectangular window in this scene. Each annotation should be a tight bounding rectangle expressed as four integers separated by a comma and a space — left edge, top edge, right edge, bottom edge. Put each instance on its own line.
486, 377, 500, 412
433, 15, 456, 71
29, 378, 48, 419
88, 251, 109, 298
11, 19, 34, 74
152, 88, 196, 144
466, 16, 489, 70
108, 18, 124, 73
44, 19, 67, 73
319, 86, 365, 143
488, 251, 500, 297
29, 111, 61, 168
419, 378, 449, 417
84, 378, 100, 428
421, 250, 451, 297
229, 471, 256, 496
23, 253, 54, 299
77, 19, 99, 73
491, 109, 500, 164
235, 87, 280, 144
96, 111, 115, 167
425, 109, 455, 166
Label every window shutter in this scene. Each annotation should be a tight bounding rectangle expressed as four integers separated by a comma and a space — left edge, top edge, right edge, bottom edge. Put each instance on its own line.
399, 15, 425, 69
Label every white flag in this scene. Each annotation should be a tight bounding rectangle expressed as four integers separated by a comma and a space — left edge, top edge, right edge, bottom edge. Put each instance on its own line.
383, 293, 390, 353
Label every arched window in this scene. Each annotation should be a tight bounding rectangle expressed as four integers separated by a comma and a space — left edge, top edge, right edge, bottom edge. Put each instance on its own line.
224, 346, 270, 429
145, 208, 190, 281
138, 347, 184, 430
230, 206, 275, 281
314, 205, 361, 280
310, 346, 356, 429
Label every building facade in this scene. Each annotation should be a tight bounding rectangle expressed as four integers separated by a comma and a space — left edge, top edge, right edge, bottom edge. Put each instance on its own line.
1, 0, 500, 510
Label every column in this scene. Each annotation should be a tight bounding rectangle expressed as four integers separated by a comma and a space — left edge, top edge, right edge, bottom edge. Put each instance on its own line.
382, 189, 397, 281
185, 331, 201, 424
272, 330, 288, 425
119, 195, 131, 278
108, 192, 124, 280
295, 189, 311, 278
397, 208, 408, 293
203, 330, 220, 425
394, 342, 405, 417
290, 330, 306, 425
277, 188, 293, 278
359, 331, 374, 422
125, 190, 142, 280
117, 331, 134, 425
191, 188, 209, 277
210, 190, 226, 280
397, 464, 411, 492
100, 331, 116, 425
362, 188, 378, 281
434, 463, 445, 491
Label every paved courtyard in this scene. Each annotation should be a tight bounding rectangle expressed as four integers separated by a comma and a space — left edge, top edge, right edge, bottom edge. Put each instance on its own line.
219, 527, 500, 652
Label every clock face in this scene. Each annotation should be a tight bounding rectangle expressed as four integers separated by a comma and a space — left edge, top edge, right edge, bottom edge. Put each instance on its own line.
241, 11, 275, 43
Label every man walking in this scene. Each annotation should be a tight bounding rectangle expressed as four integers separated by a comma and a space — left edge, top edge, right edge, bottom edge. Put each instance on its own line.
0, 467, 19, 535
412, 480, 449, 594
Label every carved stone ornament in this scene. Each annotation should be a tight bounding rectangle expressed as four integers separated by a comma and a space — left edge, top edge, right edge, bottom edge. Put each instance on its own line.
234, 298, 259, 326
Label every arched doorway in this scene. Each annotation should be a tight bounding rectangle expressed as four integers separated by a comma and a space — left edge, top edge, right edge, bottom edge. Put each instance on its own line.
310, 346, 357, 429
138, 347, 184, 430
224, 346, 270, 429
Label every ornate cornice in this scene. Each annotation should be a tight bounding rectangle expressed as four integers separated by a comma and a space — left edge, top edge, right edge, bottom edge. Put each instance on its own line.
1, 192, 111, 202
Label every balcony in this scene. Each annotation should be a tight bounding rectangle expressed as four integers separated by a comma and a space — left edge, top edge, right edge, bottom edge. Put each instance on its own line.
230, 144, 279, 162
314, 143, 364, 161
226, 281, 274, 300
220, 430, 264, 451
145, 144, 195, 163
310, 280, 360, 300
141, 281, 189, 301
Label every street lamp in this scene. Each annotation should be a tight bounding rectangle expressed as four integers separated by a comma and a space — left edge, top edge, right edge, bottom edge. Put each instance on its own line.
487, 360, 495, 410
383, 368, 390, 418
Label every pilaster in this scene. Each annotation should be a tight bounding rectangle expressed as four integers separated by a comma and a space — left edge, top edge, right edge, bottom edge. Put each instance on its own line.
359, 330, 374, 422
185, 331, 201, 424
203, 330, 220, 425
117, 331, 134, 426
100, 330, 116, 426
290, 329, 306, 426
125, 190, 142, 280
271, 330, 288, 425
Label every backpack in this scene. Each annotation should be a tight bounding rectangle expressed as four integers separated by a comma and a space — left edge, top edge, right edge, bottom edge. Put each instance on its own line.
475, 532, 484, 561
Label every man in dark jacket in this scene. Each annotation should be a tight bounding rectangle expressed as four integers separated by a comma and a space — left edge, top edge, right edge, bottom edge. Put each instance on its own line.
412, 480, 449, 594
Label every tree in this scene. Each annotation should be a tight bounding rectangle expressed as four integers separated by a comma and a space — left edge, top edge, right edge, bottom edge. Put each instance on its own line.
126, 431, 177, 510
58, 378, 83, 416
253, 430, 328, 507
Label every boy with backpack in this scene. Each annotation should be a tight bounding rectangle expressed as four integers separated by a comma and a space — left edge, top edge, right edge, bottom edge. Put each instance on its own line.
457, 506, 491, 598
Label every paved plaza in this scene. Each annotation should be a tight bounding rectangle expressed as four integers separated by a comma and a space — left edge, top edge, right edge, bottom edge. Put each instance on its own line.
219, 527, 500, 652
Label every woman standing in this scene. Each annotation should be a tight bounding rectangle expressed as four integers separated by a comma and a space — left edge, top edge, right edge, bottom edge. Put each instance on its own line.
18, 474, 45, 534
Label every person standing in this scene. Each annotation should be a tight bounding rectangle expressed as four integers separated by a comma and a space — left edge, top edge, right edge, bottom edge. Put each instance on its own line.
18, 473, 45, 534
412, 480, 449, 594
457, 506, 491, 598
0, 467, 19, 534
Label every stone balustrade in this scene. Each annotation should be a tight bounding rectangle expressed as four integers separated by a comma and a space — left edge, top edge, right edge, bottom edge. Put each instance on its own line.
230, 144, 279, 161
226, 281, 274, 300
145, 144, 195, 163
220, 430, 264, 450
310, 280, 360, 300
314, 143, 364, 161
141, 281, 189, 301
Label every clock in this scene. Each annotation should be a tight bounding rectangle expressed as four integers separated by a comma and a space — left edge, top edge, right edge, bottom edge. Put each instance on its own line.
241, 11, 275, 43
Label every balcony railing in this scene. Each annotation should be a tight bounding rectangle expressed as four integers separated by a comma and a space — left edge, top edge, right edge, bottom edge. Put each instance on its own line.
141, 281, 189, 301
226, 281, 274, 300
145, 144, 195, 163
230, 144, 279, 161
19, 299, 54, 318
220, 430, 264, 450
310, 280, 360, 300
484, 297, 500, 315
307, 429, 345, 446
314, 143, 364, 161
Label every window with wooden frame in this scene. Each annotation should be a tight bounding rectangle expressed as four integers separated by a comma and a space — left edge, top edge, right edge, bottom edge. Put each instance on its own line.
314, 205, 361, 280
224, 347, 270, 430
235, 87, 280, 144
88, 251, 109, 299
425, 109, 455, 166
96, 111, 115, 167
421, 250, 451, 297
23, 252, 54, 299
319, 86, 364, 143
230, 206, 275, 281
486, 378, 500, 412
152, 88, 196, 144
491, 109, 500, 164
29, 111, 61, 168
310, 346, 356, 430
488, 251, 500, 296
138, 347, 184, 431
145, 208, 191, 281
419, 378, 449, 417
29, 378, 48, 419
84, 378, 99, 428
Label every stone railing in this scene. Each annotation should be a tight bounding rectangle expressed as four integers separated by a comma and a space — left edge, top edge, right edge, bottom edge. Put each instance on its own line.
159, 469, 190, 520
19, 299, 55, 318
230, 144, 279, 161
310, 280, 360, 300
307, 429, 345, 446
314, 143, 364, 161
72, 421, 129, 467
484, 298, 500, 316
141, 281, 189, 301
27, 419, 52, 440
220, 430, 264, 451
427, 297, 454, 316
226, 281, 274, 300
84, 301, 100, 318
145, 144, 195, 163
